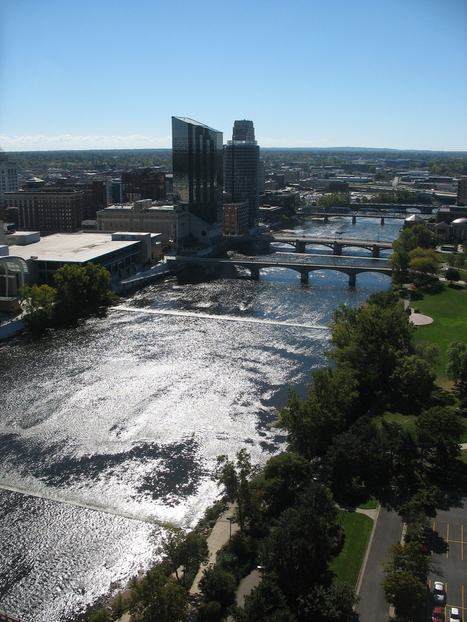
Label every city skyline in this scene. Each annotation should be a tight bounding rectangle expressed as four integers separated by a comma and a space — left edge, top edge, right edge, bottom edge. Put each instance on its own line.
1, 0, 466, 152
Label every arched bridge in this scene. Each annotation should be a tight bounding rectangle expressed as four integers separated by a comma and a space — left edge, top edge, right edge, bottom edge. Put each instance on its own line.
267, 235, 393, 257
166, 256, 392, 286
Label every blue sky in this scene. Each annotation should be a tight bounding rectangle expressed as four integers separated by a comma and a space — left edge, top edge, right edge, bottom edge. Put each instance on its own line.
1, 0, 466, 152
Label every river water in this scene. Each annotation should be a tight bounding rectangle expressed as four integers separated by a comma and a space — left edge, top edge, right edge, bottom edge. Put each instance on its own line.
0, 217, 402, 621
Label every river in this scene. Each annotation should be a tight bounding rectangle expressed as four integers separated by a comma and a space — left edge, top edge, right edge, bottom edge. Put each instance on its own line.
0, 216, 402, 621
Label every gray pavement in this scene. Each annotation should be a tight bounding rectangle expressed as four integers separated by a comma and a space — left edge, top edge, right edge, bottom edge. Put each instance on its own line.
355, 503, 403, 622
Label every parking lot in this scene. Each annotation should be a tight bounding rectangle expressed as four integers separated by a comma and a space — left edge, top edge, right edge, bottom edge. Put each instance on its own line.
427, 499, 466, 620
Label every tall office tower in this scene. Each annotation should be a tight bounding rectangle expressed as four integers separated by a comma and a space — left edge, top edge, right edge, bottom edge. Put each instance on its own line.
0, 152, 19, 204
224, 120, 260, 228
232, 120, 255, 142
172, 117, 223, 225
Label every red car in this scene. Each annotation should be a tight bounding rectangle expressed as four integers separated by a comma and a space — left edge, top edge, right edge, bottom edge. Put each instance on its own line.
432, 607, 444, 622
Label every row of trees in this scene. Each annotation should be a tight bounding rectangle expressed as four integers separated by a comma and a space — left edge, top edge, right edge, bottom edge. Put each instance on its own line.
20, 262, 117, 332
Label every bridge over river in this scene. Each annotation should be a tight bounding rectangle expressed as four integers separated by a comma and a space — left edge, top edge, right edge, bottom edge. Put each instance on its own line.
166, 255, 392, 285
267, 235, 393, 257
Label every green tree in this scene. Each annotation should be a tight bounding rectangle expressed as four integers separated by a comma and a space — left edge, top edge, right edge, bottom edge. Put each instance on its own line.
19, 283, 57, 332
54, 262, 114, 323
408, 247, 440, 285
88, 609, 112, 622
213, 449, 259, 531
298, 582, 359, 622
316, 193, 350, 209
388, 354, 436, 414
392, 224, 441, 253
260, 483, 343, 603
446, 341, 467, 394
445, 267, 460, 283
128, 568, 188, 622
382, 569, 426, 620
382, 541, 432, 620
388, 248, 411, 286
398, 490, 437, 540
198, 565, 237, 613
415, 406, 464, 471
329, 290, 414, 403
277, 365, 359, 459
233, 576, 296, 622
156, 526, 208, 587
251, 452, 312, 521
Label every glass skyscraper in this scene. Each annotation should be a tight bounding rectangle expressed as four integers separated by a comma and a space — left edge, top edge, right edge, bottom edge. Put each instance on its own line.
223, 120, 260, 228
172, 117, 223, 225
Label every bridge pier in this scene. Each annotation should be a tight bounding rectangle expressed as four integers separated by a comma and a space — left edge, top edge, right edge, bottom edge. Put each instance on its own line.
333, 242, 343, 255
372, 245, 380, 258
250, 267, 260, 280
296, 241, 306, 253
352, 215, 357, 224
380, 216, 385, 225
300, 269, 309, 284
348, 273, 356, 286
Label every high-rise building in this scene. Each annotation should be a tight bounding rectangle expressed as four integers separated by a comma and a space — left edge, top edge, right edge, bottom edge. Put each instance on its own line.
232, 120, 255, 142
0, 152, 19, 204
172, 117, 223, 225
223, 120, 260, 228
457, 176, 467, 206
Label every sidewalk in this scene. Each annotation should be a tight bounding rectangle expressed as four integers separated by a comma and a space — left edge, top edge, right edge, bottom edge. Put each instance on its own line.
190, 505, 238, 595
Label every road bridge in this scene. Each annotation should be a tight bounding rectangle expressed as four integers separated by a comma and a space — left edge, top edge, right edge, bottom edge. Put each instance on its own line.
166, 256, 392, 286
267, 235, 393, 257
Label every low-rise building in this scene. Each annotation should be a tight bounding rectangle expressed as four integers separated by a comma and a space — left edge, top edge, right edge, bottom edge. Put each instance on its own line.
223, 202, 249, 236
97, 199, 190, 250
5, 230, 162, 287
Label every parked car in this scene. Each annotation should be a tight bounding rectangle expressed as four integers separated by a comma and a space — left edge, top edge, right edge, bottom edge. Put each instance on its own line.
449, 608, 461, 621
433, 581, 446, 605
432, 607, 444, 621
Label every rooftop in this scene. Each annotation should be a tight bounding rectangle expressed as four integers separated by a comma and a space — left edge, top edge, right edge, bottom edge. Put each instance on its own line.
9, 232, 140, 263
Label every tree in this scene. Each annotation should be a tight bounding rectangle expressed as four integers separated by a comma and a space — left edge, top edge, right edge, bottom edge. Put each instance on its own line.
277, 365, 359, 459
329, 291, 414, 403
53, 262, 114, 323
298, 582, 359, 622
388, 248, 411, 286
415, 406, 464, 472
259, 483, 343, 603
398, 490, 437, 540
409, 247, 440, 285
19, 283, 56, 332
382, 569, 426, 620
233, 576, 296, 622
388, 354, 436, 414
445, 267, 460, 283
128, 568, 189, 622
198, 565, 237, 613
382, 541, 432, 620
213, 449, 259, 531
251, 452, 312, 521
446, 341, 467, 394
156, 525, 208, 586
392, 225, 441, 253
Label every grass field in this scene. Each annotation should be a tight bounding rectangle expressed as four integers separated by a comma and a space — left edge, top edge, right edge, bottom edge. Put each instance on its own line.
329, 511, 374, 587
410, 283, 467, 384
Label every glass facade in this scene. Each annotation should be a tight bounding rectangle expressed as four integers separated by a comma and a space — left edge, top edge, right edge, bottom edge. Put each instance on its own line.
172, 117, 223, 225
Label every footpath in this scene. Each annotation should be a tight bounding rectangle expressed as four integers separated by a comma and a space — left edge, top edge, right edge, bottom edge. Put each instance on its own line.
114, 505, 238, 622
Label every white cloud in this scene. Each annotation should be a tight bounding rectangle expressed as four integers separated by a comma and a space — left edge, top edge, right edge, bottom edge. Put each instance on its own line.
0, 134, 172, 151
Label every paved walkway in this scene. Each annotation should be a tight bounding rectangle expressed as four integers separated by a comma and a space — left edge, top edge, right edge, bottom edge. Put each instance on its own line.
190, 505, 238, 595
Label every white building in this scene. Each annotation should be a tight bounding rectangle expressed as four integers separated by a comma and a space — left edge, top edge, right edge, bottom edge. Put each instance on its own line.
0, 152, 19, 204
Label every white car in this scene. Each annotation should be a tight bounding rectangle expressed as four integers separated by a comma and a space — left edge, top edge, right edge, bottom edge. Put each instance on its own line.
433, 581, 446, 605
450, 608, 461, 622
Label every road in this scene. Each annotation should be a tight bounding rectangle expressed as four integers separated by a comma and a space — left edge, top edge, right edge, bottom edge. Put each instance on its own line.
355, 503, 403, 621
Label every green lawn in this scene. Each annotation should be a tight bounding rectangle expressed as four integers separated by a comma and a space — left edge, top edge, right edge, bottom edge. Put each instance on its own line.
330, 511, 374, 587
410, 283, 467, 384
374, 412, 417, 435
